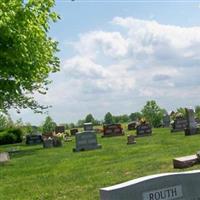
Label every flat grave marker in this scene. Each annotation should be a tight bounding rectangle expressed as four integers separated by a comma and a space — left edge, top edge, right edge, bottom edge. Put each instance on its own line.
100, 170, 200, 200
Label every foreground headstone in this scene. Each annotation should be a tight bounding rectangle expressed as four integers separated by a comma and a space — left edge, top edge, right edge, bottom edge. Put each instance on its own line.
185, 108, 200, 136
136, 122, 152, 137
100, 170, 200, 200
171, 116, 187, 132
102, 124, 124, 137
127, 135, 136, 145
0, 152, 10, 163
73, 131, 101, 152
26, 134, 42, 145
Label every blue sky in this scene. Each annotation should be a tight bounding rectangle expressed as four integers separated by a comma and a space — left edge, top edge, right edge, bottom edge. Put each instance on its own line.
10, 0, 200, 125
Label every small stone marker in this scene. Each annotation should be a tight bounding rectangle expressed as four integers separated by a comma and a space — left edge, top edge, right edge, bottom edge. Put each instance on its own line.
128, 121, 137, 130
136, 122, 152, 137
70, 128, 78, 136
0, 152, 10, 163
100, 170, 200, 200
26, 134, 43, 145
173, 155, 198, 169
127, 135, 136, 145
102, 124, 124, 137
43, 138, 54, 148
73, 131, 101, 152
171, 116, 187, 132
83, 122, 93, 131
185, 108, 200, 136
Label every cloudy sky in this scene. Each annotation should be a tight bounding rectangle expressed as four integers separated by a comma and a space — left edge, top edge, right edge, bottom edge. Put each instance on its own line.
10, 1, 200, 125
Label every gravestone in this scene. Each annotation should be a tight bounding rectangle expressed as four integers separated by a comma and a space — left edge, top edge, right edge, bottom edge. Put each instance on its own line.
102, 124, 124, 137
127, 135, 136, 145
136, 122, 152, 137
55, 126, 65, 134
26, 134, 42, 145
70, 128, 78, 136
73, 131, 101, 152
162, 114, 170, 127
185, 108, 200, 136
84, 123, 93, 131
128, 121, 137, 130
100, 170, 200, 200
173, 155, 198, 169
43, 138, 54, 148
171, 116, 187, 132
0, 152, 10, 163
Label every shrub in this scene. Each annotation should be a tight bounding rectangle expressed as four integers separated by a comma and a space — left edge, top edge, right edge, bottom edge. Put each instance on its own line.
0, 128, 23, 145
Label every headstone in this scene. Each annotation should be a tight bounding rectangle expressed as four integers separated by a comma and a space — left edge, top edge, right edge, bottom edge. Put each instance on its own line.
0, 152, 10, 163
26, 134, 42, 145
53, 137, 62, 147
162, 114, 170, 127
100, 170, 200, 200
84, 123, 93, 131
128, 121, 137, 130
102, 124, 124, 137
173, 155, 198, 169
73, 131, 101, 152
55, 126, 65, 134
171, 116, 187, 132
43, 138, 54, 148
185, 108, 200, 136
136, 122, 152, 137
70, 128, 78, 136
127, 135, 136, 145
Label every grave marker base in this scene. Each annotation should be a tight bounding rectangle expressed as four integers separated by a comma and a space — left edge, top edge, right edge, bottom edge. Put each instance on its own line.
173, 155, 198, 169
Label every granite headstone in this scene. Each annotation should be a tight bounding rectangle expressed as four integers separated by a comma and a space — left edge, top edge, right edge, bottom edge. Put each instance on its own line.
84, 123, 93, 131
102, 124, 124, 137
73, 131, 101, 152
136, 122, 152, 137
100, 170, 200, 200
26, 134, 42, 145
171, 117, 187, 132
128, 121, 137, 130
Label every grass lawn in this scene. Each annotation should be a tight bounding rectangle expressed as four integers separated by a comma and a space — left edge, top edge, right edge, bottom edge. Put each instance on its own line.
1, 128, 200, 200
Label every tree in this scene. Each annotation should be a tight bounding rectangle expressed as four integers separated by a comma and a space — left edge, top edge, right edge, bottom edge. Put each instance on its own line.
104, 112, 114, 124
0, 113, 10, 130
141, 100, 164, 127
195, 106, 200, 119
85, 114, 95, 123
0, 0, 60, 113
129, 112, 142, 121
42, 116, 56, 133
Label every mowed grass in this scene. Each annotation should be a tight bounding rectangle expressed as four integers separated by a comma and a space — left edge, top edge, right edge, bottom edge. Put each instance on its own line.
1, 128, 200, 200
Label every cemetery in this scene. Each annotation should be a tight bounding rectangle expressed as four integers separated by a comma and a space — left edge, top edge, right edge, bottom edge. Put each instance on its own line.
1, 1, 200, 199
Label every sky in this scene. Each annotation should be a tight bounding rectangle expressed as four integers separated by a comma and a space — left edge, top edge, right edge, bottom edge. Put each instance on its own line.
10, 0, 200, 125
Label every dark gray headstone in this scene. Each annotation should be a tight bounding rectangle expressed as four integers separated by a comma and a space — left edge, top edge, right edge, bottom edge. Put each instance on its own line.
84, 123, 93, 131
43, 138, 54, 148
185, 108, 200, 136
0, 152, 10, 163
73, 131, 101, 152
26, 134, 42, 145
102, 124, 124, 137
171, 117, 187, 132
70, 128, 78, 136
128, 121, 137, 130
55, 126, 65, 134
100, 170, 200, 200
136, 123, 152, 137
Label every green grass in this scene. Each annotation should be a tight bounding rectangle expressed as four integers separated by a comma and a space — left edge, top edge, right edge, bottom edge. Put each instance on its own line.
1, 128, 200, 200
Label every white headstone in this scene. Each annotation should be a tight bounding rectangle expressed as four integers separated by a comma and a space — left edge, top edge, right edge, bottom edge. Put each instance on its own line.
0, 152, 10, 163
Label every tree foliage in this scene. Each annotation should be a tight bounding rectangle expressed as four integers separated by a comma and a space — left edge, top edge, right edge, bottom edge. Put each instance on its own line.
42, 116, 56, 133
85, 114, 95, 123
0, 0, 60, 113
104, 112, 114, 124
141, 100, 164, 127
129, 112, 142, 121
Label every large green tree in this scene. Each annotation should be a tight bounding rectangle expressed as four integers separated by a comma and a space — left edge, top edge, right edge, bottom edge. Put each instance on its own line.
141, 100, 164, 127
104, 112, 114, 124
0, 0, 60, 113
42, 116, 56, 133
85, 114, 95, 123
